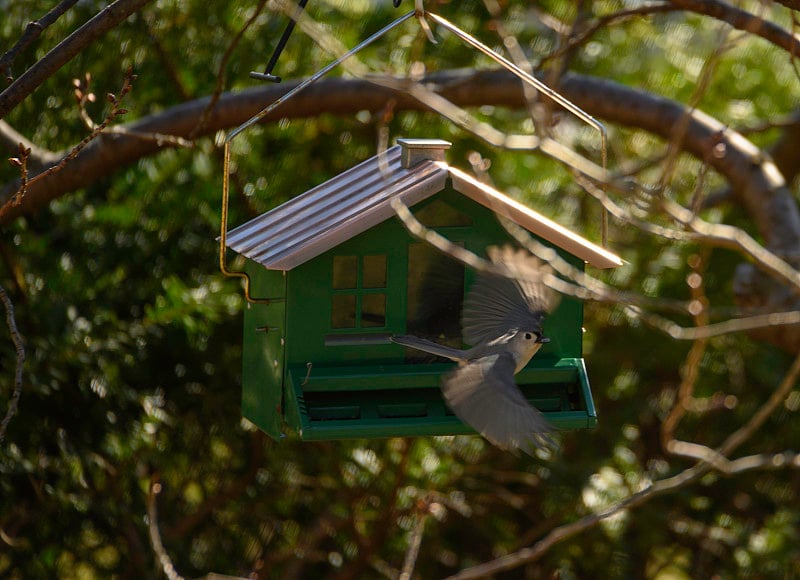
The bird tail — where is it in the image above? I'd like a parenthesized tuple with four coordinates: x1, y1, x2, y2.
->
(391, 335, 465, 362)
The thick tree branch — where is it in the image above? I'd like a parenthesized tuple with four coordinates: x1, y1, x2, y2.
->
(0, 0, 153, 120)
(0, 120, 60, 168)
(774, 0, 800, 11)
(1, 67, 797, 348)
(0, 68, 794, 243)
(669, 0, 800, 57)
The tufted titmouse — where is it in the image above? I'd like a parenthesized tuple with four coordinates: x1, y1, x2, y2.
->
(392, 245, 559, 455)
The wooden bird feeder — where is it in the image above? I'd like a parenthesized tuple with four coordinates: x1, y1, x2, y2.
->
(223, 139, 622, 441)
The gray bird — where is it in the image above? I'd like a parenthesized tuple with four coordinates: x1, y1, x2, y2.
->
(392, 245, 559, 454)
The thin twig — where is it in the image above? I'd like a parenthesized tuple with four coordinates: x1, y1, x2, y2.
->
(147, 477, 185, 580)
(0, 283, 25, 444)
(0, 67, 137, 221)
(661, 251, 710, 451)
(447, 352, 800, 579)
(189, 0, 269, 139)
(0, 0, 153, 119)
(399, 504, 430, 580)
(573, 174, 800, 295)
(0, 0, 80, 83)
(656, 23, 738, 196)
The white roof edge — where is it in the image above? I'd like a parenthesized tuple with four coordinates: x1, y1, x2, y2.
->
(447, 166, 623, 269)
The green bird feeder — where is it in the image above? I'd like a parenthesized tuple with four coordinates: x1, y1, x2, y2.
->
(222, 138, 622, 441)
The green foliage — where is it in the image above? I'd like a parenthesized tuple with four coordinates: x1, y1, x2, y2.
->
(1, 1, 799, 578)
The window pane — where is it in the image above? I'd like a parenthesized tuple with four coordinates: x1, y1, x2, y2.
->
(362, 254, 387, 288)
(406, 242, 463, 346)
(331, 294, 356, 328)
(332, 255, 358, 289)
(361, 293, 386, 328)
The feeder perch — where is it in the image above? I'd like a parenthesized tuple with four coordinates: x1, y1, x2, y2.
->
(224, 138, 622, 441)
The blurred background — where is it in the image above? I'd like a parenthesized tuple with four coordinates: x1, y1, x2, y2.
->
(1, 0, 799, 577)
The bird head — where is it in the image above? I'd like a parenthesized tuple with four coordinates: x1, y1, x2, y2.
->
(507, 328, 550, 372)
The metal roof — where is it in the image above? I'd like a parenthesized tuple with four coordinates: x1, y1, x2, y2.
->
(225, 145, 448, 271)
(225, 140, 623, 271)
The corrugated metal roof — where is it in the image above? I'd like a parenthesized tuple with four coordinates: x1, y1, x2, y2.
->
(225, 141, 623, 270)
(225, 145, 448, 271)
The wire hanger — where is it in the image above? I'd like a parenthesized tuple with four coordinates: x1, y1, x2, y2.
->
(221, 3, 610, 302)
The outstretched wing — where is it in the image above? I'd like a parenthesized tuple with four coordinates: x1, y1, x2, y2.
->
(462, 245, 559, 346)
(441, 352, 556, 454)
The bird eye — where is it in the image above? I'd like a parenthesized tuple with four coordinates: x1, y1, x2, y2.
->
(524, 332, 533, 340)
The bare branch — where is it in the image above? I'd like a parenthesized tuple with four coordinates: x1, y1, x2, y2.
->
(447, 352, 800, 579)
(0, 67, 791, 257)
(0, 0, 79, 82)
(662, 198, 800, 292)
(629, 307, 800, 339)
(773, 0, 800, 11)
(0, 283, 25, 444)
(0, 67, 137, 222)
(147, 477, 185, 580)
(541, 4, 677, 65)
(0, 0, 154, 120)
(399, 502, 431, 580)
(188, 0, 269, 139)
(719, 348, 800, 456)
(661, 252, 710, 450)
(0, 120, 60, 166)
(669, 0, 800, 58)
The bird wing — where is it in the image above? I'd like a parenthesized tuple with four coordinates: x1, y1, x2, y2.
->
(391, 335, 466, 362)
(462, 245, 558, 346)
(441, 351, 556, 454)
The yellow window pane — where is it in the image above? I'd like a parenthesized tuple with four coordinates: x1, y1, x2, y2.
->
(406, 242, 463, 345)
(361, 293, 386, 328)
(331, 294, 356, 328)
(332, 256, 358, 289)
(362, 254, 387, 288)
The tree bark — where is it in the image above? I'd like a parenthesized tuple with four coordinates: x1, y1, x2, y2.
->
(1, 68, 798, 349)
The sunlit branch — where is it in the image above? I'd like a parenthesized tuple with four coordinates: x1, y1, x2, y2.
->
(0, 0, 154, 119)
(669, 0, 800, 59)
(656, 22, 739, 196)
(189, 0, 270, 139)
(574, 174, 800, 294)
(392, 195, 691, 317)
(147, 478, 185, 580)
(661, 252, 710, 451)
(627, 306, 800, 339)
(447, 352, 800, 579)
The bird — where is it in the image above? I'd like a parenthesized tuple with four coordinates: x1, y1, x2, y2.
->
(392, 245, 559, 455)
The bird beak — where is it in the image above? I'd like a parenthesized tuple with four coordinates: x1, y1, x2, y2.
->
(538, 336, 550, 344)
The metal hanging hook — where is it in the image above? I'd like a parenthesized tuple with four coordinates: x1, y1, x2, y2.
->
(251, 0, 309, 83)
(252, 0, 406, 83)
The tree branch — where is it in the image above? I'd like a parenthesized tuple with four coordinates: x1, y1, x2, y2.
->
(0, 0, 80, 82)
(0, 0, 153, 120)
(147, 476, 185, 580)
(0, 282, 25, 445)
(447, 351, 800, 579)
(0, 68, 793, 242)
(0, 120, 60, 168)
(669, 0, 800, 57)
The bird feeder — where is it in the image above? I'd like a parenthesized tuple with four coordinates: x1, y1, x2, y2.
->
(223, 139, 622, 441)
